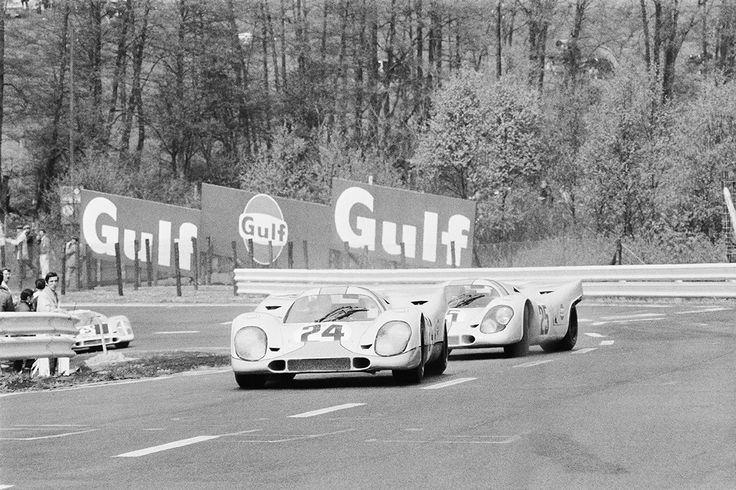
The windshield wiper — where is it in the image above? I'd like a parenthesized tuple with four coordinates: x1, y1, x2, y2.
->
(448, 293, 485, 308)
(316, 305, 368, 322)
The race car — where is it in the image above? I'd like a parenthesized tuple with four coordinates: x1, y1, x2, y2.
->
(69, 310, 135, 352)
(443, 278, 582, 357)
(231, 285, 449, 388)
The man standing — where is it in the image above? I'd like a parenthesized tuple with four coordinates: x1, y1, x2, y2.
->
(0, 268, 15, 311)
(38, 229, 51, 277)
(65, 236, 79, 290)
(35, 272, 60, 312)
(9, 225, 37, 280)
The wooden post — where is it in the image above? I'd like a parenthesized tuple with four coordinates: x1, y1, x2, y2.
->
(192, 237, 199, 291)
(302, 240, 309, 269)
(206, 236, 213, 285)
(400, 242, 406, 268)
(133, 239, 140, 291)
(363, 245, 369, 268)
(231, 240, 238, 296)
(145, 239, 153, 287)
(450, 241, 457, 268)
(248, 238, 255, 267)
(174, 241, 182, 297)
(96, 259, 101, 288)
(114, 242, 123, 296)
(287, 241, 294, 269)
(268, 241, 274, 268)
(343, 242, 351, 268)
(85, 244, 94, 289)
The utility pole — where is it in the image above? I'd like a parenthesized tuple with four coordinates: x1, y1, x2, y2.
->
(69, 2, 75, 170)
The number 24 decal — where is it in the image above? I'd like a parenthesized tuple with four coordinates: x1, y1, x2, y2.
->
(301, 324, 344, 342)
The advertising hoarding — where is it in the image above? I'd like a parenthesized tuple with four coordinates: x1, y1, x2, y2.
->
(331, 178, 476, 267)
(80, 190, 201, 271)
(200, 184, 332, 268)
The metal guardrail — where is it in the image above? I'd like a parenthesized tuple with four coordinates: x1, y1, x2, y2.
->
(233, 263, 736, 299)
(0, 313, 79, 361)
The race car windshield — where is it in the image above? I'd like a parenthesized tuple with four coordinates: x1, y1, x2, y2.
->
(316, 305, 368, 323)
(448, 292, 492, 308)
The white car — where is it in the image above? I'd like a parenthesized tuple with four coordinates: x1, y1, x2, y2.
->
(70, 310, 135, 352)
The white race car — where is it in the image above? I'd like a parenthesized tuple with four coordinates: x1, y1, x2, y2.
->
(70, 310, 135, 352)
(443, 278, 583, 357)
(231, 285, 449, 388)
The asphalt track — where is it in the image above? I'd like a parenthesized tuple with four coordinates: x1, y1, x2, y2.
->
(1, 301, 735, 489)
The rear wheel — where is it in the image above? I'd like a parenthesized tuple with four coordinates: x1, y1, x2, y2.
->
(235, 373, 267, 389)
(541, 306, 578, 352)
(504, 303, 530, 358)
(425, 327, 449, 376)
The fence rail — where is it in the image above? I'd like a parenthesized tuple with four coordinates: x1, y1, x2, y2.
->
(233, 263, 736, 299)
(0, 313, 79, 361)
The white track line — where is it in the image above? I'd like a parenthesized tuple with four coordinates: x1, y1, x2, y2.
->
(675, 307, 729, 315)
(0, 429, 98, 441)
(572, 348, 598, 355)
(421, 377, 476, 390)
(113, 435, 220, 458)
(154, 331, 200, 335)
(600, 340, 615, 346)
(513, 360, 554, 368)
(289, 403, 366, 418)
(584, 332, 606, 338)
(599, 313, 666, 320)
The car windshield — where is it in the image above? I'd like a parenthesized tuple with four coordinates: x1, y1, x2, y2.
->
(284, 293, 380, 323)
(445, 285, 500, 308)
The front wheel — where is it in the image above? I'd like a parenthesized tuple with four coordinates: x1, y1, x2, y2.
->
(504, 303, 530, 358)
(235, 373, 267, 389)
(425, 328, 448, 376)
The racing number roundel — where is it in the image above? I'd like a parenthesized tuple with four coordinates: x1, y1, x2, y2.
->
(238, 194, 289, 265)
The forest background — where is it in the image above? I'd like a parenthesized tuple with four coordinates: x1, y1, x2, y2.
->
(1, 0, 736, 268)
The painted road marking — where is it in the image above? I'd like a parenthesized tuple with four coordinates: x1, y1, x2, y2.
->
(232, 429, 354, 443)
(675, 307, 729, 315)
(514, 360, 554, 368)
(600, 313, 666, 320)
(0, 429, 98, 441)
(114, 435, 220, 458)
(289, 403, 366, 418)
(0, 484, 15, 489)
(572, 348, 598, 355)
(592, 317, 666, 326)
(584, 332, 606, 338)
(366, 435, 520, 445)
(421, 377, 476, 390)
(600, 340, 615, 346)
(154, 331, 200, 335)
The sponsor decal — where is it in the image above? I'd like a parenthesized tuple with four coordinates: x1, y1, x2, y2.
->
(238, 194, 289, 265)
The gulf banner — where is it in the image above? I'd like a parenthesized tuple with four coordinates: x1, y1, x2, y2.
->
(331, 179, 476, 268)
(80, 190, 201, 271)
(200, 184, 332, 268)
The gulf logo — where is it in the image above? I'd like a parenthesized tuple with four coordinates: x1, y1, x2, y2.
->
(238, 194, 289, 265)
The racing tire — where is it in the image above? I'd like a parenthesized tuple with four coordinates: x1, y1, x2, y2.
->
(425, 328, 449, 376)
(392, 331, 426, 385)
(234, 373, 267, 389)
(504, 302, 531, 358)
(541, 306, 578, 352)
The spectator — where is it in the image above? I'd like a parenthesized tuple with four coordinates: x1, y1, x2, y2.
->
(35, 272, 60, 312)
(8, 225, 37, 280)
(38, 229, 51, 278)
(65, 236, 79, 290)
(16, 289, 35, 312)
(31, 278, 45, 312)
(0, 268, 15, 312)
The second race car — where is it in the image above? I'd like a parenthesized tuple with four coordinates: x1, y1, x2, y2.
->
(443, 278, 582, 357)
(231, 285, 449, 388)
(70, 309, 135, 352)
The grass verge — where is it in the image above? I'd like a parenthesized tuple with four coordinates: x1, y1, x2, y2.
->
(0, 351, 230, 393)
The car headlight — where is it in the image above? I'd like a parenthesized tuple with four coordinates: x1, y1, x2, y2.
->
(234, 327, 268, 361)
(375, 321, 412, 357)
(479, 305, 514, 334)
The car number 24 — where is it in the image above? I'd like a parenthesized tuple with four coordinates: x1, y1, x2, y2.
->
(301, 324, 345, 342)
